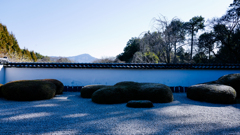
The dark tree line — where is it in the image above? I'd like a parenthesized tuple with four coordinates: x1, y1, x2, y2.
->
(117, 0, 240, 64)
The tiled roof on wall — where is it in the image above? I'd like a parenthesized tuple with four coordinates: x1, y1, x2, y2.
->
(4, 62, 240, 69)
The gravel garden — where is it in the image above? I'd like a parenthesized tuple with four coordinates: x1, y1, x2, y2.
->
(0, 74, 240, 134)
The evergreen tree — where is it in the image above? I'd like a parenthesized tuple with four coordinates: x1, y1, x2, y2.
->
(30, 51, 37, 62)
(184, 16, 205, 59)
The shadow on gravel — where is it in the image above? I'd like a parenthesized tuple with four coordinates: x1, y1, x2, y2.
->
(0, 92, 240, 134)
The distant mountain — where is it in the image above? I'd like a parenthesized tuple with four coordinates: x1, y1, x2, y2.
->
(67, 54, 97, 63)
(50, 54, 97, 63)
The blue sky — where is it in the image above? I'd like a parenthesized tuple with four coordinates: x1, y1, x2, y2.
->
(0, 0, 233, 58)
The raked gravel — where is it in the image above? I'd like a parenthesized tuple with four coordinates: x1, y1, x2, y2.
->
(0, 92, 240, 135)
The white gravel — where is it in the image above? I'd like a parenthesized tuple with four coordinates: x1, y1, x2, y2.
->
(0, 92, 240, 135)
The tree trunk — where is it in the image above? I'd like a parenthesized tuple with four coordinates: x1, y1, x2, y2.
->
(191, 28, 194, 60)
(208, 47, 210, 61)
(174, 42, 177, 63)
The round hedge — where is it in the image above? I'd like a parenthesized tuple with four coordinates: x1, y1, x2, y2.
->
(217, 73, 240, 97)
(126, 100, 153, 108)
(40, 79, 64, 95)
(138, 83, 173, 103)
(2, 80, 56, 101)
(187, 84, 236, 104)
(91, 86, 127, 104)
(92, 82, 173, 104)
(81, 85, 108, 98)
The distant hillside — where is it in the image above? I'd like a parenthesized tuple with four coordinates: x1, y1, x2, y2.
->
(50, 54, 97, 63)
(67, 54, 97, 63)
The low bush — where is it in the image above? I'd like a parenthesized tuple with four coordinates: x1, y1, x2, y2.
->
(2, 80, 56, 101)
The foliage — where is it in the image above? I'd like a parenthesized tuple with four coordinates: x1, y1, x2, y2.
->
(117, 1, 240, 64)
(117, 37, 140, 63)
(195, 0, 240, 63)
(0, 23, 46, 62)
(184, 16, 205, 59)
(198, 32, 215, 59)
(193, 52, 208, 63)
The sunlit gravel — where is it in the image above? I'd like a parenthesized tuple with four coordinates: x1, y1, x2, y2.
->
(0, 92, 240, 135)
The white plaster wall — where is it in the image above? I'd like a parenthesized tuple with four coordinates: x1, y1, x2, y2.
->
(4, 68, 240, 86)
(0, 65, 4, 84)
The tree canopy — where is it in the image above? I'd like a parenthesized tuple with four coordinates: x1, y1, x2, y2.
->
(117, 0, 240, 64)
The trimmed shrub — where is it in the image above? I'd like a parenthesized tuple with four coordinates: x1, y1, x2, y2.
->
(40, 79, 64, 95)
(114, 81, 142, 101)
(92, 82, 173, 104)
(217, 73, 240, 97)
(0, 84, 3, 97)
(187, 84, 236, 104)
(2, 80, 56, 101)
(126, 100, 153, 108)
(81, 85, 108, 98)
(138, 83, 173, 103)
(92, 86, 128, 104)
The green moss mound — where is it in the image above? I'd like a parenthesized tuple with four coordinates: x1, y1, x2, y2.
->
(40, 79, 64, 95)
(92, 82, 173, 104)
(2, 80, 56, 101)
(81, 85, 108, 98)
(0, 84, 3, 97)
(126, 100, 153, 108)
(187, 84, 236, 104)
(217, 73, 240, 97)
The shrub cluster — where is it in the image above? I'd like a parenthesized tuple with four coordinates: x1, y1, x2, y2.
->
(91, 81, 173, 104)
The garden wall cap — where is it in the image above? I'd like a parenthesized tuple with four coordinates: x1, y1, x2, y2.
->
(3, 62, 240, 69)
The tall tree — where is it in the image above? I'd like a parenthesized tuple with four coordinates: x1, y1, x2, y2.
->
(184, 16, 205, 59)
(152, 16, 186, 63)
(168, 19, 186, 62)
(198, 32, 215, 60)
(30, 51, 37, 62)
